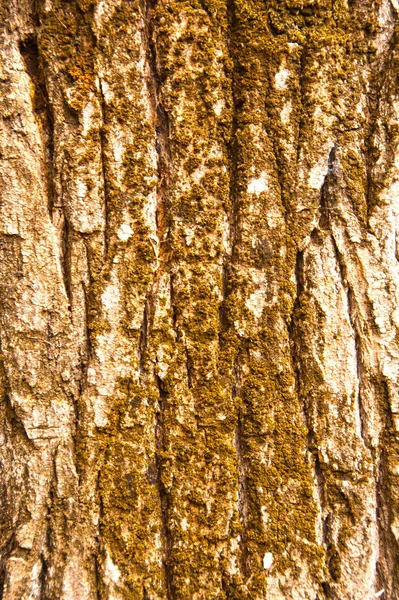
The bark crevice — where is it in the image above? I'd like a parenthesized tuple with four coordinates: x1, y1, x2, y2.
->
(98, 81, 110, 258)
(18, 33, 55, 217)
(154, 375, 172, 600)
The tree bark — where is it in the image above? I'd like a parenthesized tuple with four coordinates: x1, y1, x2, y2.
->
(1, 0, 399, 598)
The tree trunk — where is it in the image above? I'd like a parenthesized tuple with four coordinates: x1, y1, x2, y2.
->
(0, 1, 398, 598)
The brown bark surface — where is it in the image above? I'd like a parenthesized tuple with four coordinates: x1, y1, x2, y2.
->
(1, 1, 399, 598)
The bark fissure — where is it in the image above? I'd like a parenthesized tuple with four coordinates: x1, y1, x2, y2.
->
(39, 551, 48, 600)
(374, 381, 399, 597)
(142, 11, 174, 597)
(0, 534, 15, 600)
(18, 34, 55, 217)
(226, 5, 251, 582)
(138, 298, 149, 377)
(364, 25, 396, 218)
(289, 248, 330, 571)
(61, 215, 72, 305)
(81, 276, 93, 388)
(154, 375, 172, 600)
(98, 82, 110, 258)
(93, 535, 103, 600)
(19, 29, 72, 306)
(296, 44, 307, 164)
(234, 407, 249, 579)
(93, 466, 104, 600)
(330, 233, 369, 448)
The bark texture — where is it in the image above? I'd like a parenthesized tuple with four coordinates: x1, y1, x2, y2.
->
(1, 0, 399, 598)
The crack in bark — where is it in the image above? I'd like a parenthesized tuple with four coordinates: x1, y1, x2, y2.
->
(289, 249, 331, 556)
(143, 5, 174, 597)
(319, 145, 369, 448)
(94, 465, 104, 600)
(82, 250, 94, 385)
(296, 44, 307, 165)
(93, 538, 102, 600)
(18, 33, 55, 218)
(184, 347, 193, 390)
(140, 0, 172, 368)
(374, 381, 399, 598)
(234, 398, 249, 578)
(39, 552, 48, 600)
(364, 20, 397, 220)
(0, 329, 31, 446)
(60, 214, 72, 306)
(375, 445, 392, 597)
(154, 375, 173, 600)
(54, 158, 73, 307)
(226, 0, 239, 262)
(138, 297, 150, 378)
(98, 82, 110, 258)
(330, 233, 369, 449)
(225, 3, 253, 585)
(3, 393, 32, 448)
(18, 31, 73, 306)
(0, 533, 15, 600)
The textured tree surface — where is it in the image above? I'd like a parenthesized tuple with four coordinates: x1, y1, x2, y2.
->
(1, 0, 399, 598)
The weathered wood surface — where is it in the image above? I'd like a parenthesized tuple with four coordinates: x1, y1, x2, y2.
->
(1, 1, 399, 598)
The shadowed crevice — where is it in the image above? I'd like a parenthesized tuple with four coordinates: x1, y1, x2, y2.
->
(93, 463, 105, 600)
(19, 33, 73, 308)
(329, 233, 369, 449)
(98, 82, 110, 258)
(288, 247, 333, 596)
(155, 375, 173, 600)
(234, 405, 249, 579)
(0, 533, 16, 600)
(374, 381, 399, 599)
(143, 5, 173, 597)
(19, 34, 55, 217)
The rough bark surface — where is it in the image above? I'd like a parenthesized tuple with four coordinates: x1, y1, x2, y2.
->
(1, 0, 399, 598)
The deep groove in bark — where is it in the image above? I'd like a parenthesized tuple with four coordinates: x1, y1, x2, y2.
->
(330, 234, 369, 448)
(18, 32, 73, 306)
(61, 215, 72, 305)
(364, 20, 396, 219)
(94, 466, 104, 600)
(374, 380, 399, 598)
(155, 375, 173, 600)
(375, 445, 391, 597)
(93, 539, 102, 600)
(226, 3, 251, 582)
(0, 533, 15, 600)
(18, 34, 55, 218)
(98, 83, 110, 258)
(320, 145, 370, 449)
(169, 275, 179, 343)
(234, 401, 249, 578)
(184, 347, 193, 389)
(226, 0, 240, 260)
(296, 44, 307, 164)
(346, 285, 367, 444)
(82, 240, 94, 378)
(138, 297, 150, 377)
(289, 248, 334, 596)
(39, 553, 48, 600)
(142, 7, 174, 596)
(3, 393, 32, 448)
